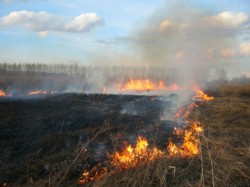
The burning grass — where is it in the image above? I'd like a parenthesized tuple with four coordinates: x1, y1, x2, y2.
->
(78, 87, 210, 185)
(79, 84, 250, 187)
(0, 83, 249, 186)
(117, 79, 180, 93)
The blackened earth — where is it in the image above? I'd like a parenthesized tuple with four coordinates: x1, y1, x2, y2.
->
(0, 93, 180, 184)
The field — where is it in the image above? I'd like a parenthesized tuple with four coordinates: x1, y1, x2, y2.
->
(0, 83, 250, 186)
(2, 0, 250, 186)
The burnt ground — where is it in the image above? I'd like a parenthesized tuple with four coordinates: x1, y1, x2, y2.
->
(0, 93, 180, 185)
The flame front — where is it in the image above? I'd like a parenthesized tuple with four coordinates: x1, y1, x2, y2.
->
(0, 89, 57, 97)
(168, 86, 213, 157)
(168, 121, 203, 157)
(77, 86, 214, 184)
(117, 79, 180, 92)
(110, 135, 164, 171)
(79, 135, 164, 184)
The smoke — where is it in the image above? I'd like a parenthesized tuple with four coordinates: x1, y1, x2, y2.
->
(1, 1, 249, 100)
(94, 0, 246, 110)
(92, 0, 249, 87)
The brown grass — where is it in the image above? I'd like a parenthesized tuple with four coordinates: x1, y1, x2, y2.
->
(212, 83, 250, 97)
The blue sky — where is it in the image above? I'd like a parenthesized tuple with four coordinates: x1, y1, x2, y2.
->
(0, 0, 163, 62)
(0, 0, 250, 77)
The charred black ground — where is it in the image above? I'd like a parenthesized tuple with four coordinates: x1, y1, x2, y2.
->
(0, 93, 179, 185)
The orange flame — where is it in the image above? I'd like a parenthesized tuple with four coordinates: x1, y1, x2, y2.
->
(193, 86, 214, 102)
(28, 90, 48, 95)
(110, 135, 164, 171)
(117, 79, 180, 92)
(79, 168, 108, 184)
(0, 90, 7, 97)
(174, 103, 199, 119)
(168, 121, 203, 157)
(79, 135, 165, 184)
(0, 90, 12, 97)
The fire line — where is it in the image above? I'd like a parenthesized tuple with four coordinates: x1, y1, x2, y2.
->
(79, 86, 214, 184)
(117, 79, 181, 92)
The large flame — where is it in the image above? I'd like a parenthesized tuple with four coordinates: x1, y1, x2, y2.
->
(109, 135, 164, 171)
(117, 79, 180, 92)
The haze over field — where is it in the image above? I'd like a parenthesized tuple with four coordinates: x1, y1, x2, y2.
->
(0, 0, 250, 79)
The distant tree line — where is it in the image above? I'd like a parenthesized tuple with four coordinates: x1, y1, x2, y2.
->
(0, 63, 180, 92)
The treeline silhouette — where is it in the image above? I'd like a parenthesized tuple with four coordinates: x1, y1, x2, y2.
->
(0, 63, 179, 93)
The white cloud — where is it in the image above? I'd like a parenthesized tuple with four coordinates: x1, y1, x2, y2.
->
(207, 11, 249, 28)
(220, 48, 236, 57)
(65, 13, 103, 32)
(240, 42, 250, 55)
(0, 11, 104, 36)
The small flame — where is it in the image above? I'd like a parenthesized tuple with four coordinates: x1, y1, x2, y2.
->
(0, 90, 7, 97)
(0, 90, 12, 97)
(79, 168, 108, 184)
(28, 90, 58, 95)
(28, 90, 48, 95)
(193, 86, 214, 102)
(174, 103, 198, 119)
(102, 87, 107, 93)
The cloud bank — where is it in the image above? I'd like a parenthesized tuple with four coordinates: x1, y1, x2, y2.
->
(0, 11, 104, 36)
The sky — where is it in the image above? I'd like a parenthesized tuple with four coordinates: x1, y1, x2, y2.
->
(0, 0, 250, 78)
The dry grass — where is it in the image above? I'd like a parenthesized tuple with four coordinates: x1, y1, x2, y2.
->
(91, 158, 201, 187)
(197, 84, 250, 186)
(212, 83, 250, 97)
(87, 83, 250, 187)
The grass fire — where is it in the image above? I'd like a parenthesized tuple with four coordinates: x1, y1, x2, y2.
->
(0, 64, 249, 187)
(1, 0, 250, 186)
(78, 86, 211, 184)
